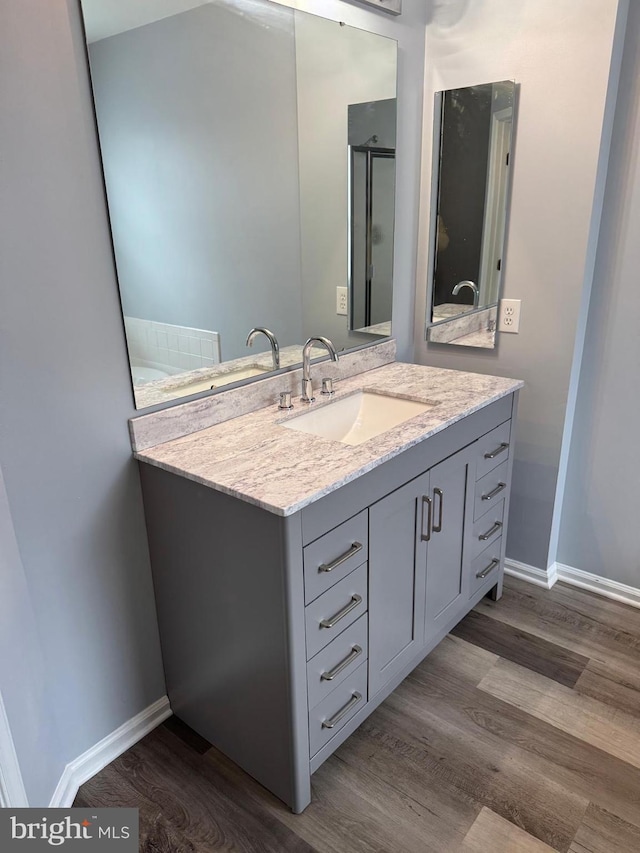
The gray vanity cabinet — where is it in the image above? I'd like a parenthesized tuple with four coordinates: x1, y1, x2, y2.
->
(138, 391, 518, 816)
(368, 444, 473, 696)
(368, 472, 428, 696)
(424, 445, 475, 639)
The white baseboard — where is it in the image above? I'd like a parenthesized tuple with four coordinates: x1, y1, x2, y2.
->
(504, 558, 558, 589)
(553, 563, 640, 610)
(50, 696, 172, 808)
(505, 558, 640, 610)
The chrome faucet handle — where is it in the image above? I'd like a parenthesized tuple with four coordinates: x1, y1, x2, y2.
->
(321, 378, 334, 396)
(278, 391, 293, 410)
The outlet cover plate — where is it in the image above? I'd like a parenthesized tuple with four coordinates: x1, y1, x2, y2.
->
(336, 286, 348, 316)
(498, 298, 521, 333)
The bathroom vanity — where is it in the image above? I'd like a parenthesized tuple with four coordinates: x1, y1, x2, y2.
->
(134, 360, 522, 813)
(81, 0, 523, 813)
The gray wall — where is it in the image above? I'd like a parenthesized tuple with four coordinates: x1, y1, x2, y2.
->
(0, 0, 426, 805)
(557, 1, 640, 586)
(88, 3, 304, 363)
(0, 0, 165, 805)
(414, 0, 627, 572)
(0, 467, 62, 806)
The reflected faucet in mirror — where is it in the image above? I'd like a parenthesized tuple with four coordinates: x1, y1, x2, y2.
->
(452, 280, 479, 308)
(301, 337, 339, 404)
(246, 327, 280, 371)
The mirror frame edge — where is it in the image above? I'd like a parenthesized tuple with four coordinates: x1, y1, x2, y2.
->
(424, 89, 444, 342)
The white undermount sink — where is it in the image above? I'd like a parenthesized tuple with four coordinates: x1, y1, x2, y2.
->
(281, 390, 437, 446)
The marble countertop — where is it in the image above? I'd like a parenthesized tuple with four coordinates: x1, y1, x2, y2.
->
(135, 362, 523, 516)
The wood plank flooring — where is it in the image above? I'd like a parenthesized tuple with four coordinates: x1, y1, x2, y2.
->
(75, 578, 640, 852)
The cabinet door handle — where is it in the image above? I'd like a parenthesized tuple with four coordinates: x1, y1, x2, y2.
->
(484, 442, 509, 460)
(320, 645, 362, 681)
(420, 495, 432, 542)
(318, 542, 363, 573)
(481, 482, 506, 502)
(432, 488, 444, 533)
(479, 521, 502, 541)
(321, 691, 362, 729)
(320, 594, 362, 629)
(476, 558, 500, 579)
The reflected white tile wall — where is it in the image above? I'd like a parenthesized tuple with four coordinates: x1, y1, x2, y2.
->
(124, 316, 221, 373)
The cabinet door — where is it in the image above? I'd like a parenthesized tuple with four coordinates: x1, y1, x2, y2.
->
(368, 472, 429, 697)
(425, 445, 474, 641)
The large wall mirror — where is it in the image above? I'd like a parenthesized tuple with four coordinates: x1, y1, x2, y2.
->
(426, 80, 516, 349)
(79, 0, 397, 408)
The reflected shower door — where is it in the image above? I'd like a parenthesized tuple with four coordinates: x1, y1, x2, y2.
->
(350, 146, 395, 330)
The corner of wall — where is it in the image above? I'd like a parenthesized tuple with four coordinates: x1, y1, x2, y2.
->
(50, 698, 171, 808)
(547, 0, 631, 569)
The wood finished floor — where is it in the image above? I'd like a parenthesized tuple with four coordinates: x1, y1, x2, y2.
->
(75, 578, 640, 852)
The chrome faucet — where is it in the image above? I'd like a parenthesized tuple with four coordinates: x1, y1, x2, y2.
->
(245, 327, 280, 371)
(301, 336, 339, 403)
(452, 280, 480, 308)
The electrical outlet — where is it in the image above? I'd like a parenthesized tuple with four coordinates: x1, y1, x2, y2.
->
(498, 298, 521, 333)
(336, 286, 348, 316)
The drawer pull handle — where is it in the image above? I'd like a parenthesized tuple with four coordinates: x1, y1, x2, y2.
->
(320, 595, 362, 629)
(481, 482, 506, 502)
(476, 558, 500, 580)
(318, 542, 363, 573)
(479, 521, 503, 541)
(484, 442, 509, 460)
(321, 691, 363, 729)
(433, 488, 444, 533)
(420, 495, 432, 542)
(321, 645, 363, 681)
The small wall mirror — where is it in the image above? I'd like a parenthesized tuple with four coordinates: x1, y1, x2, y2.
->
(79, 0, 397, 408)
(426, 80, 516, 348)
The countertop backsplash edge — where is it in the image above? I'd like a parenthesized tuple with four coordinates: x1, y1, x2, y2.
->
(129, 339, 397, 451)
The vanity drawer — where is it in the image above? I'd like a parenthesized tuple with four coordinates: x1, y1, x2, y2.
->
(309, 660, 368, 757)
(474, 460, 509, 521)
(307, 614, 368, 710)
(305, 563, 368, 660)
(475, 420, 512, 480)
(303, 510, 368, 604)
(469, 538, 503, 598)
(471, 500, 505, 560)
